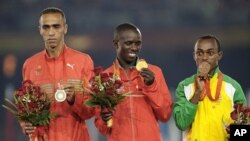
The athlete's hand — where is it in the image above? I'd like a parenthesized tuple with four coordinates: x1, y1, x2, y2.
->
(100, 107, 113, 122)
(140, 68, 155, 86)
(20, 121, 36, 137)
(64, 84, 75, 105)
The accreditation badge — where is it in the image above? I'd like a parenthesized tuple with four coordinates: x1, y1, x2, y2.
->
(55, 89, 67, 102)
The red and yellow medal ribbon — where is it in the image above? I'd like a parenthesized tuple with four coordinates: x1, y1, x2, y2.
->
(198, 72, 223, 101)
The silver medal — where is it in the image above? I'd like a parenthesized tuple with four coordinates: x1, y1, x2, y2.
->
(55, 89, 67, 102)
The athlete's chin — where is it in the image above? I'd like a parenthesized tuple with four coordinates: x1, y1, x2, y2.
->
(48, 44, 57, 49)
(129, 55, 138, 60)
(126, 56, 137, 63)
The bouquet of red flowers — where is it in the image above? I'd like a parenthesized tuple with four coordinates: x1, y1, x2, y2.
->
(230, 103, 250, 125)
(84, 66, 130, 127)
(226, 103, 250, 134)
(2, 80, 56, 141)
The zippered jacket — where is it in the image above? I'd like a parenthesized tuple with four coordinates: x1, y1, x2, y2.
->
(174, 67, 247, 141)
(22, 45, 94, 141)
(95, 59, 173, 141)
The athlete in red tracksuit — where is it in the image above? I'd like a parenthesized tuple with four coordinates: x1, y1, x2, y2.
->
(95, 23, 173, 141)
(21, 7, 94, 141)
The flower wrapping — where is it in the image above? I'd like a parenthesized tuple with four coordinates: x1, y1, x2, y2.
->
(2, 80, 56, 141)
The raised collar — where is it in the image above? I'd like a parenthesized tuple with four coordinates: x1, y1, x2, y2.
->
(114, 57, 140, 70)
(43, 45, 68, 61)
(208, 66, 220, 78)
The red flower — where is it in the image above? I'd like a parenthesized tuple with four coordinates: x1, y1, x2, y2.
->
(230, 110, 238, 120)
(29, 102, 37, 112)
(33, 86, 43, 98)
(17, 104, 25, 112)
(3, 80, 56, 126)
(91, 85, 100, 93)
(15, 88, 25, 97)
(93, 66, 103, 75)
(85, 66, 130, 110)
(108, 72, 114, 77)
(100, 73, 110, 82)
(105, 88, 114, 96)
(230, 103, 250, 125)
(22, 80, 33, 88)
(114, 80, 123, 89)
(234, 103, 244, 112)
(89, 77, 95, 84)
(244, 107, 250, 117)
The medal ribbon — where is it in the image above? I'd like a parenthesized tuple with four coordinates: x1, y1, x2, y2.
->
(199, 72, 223, 101)
(113, 60, 144, 91)
(205, 72, 223, 101)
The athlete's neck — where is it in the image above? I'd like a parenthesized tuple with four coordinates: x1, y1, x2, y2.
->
(47, 44, 64, 58)
(117, 58, 136, 70)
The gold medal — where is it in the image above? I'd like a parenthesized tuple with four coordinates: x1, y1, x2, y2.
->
(136, 59, 148, 71)
(55, 89, 67, 102)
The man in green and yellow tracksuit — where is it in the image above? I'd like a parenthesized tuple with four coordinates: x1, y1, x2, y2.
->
(174, 35, 247, 141)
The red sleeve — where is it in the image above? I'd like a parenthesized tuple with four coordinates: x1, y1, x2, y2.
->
(70, 55, 95, 119)
(71, 93, 95, 119)
(143, 67, 173, 122)
(94, 107, 111, 135)
(22, 60, 29, 80)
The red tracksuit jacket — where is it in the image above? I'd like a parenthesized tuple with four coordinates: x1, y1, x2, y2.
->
(22, 45, 94, 141)
(95, 60, 173, 141)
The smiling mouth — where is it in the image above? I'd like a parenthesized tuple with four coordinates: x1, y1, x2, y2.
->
(128, 53, 137, 57)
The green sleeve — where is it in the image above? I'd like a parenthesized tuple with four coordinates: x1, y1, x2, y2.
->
(233, 80, 247, 105)
(173, 80, 198, 131)
(223, 74, 247, 105)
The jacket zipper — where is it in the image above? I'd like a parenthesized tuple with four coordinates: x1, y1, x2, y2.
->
(124, 69, 135, 141)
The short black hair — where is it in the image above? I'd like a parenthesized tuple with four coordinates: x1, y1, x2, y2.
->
(40, 7, 66, 23)
(196, 35, 221, 52)
(113, 23, 141, 41)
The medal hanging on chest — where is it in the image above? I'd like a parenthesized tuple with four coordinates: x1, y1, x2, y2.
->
(198, 72, 223, 101)
(205, 72, 223, 101)
(44, 49, 68, 102)
(55, 82, 67, 102)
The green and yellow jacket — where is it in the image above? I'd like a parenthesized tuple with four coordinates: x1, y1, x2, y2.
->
(174, 67, 247, 141)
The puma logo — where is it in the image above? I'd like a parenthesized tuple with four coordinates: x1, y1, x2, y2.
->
(66, 63, 75, 69)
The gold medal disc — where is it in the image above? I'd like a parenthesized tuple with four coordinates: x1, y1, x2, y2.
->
(136, 60, 148, 71)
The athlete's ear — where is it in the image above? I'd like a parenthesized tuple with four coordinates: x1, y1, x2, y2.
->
(218, 51, 223, 61)
(113, 40, 119, 49)
(38, 26, 42, 36)
(64, 24, 68, 34)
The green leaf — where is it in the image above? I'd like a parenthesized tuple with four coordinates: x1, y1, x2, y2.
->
(85, 100, 100, 107)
